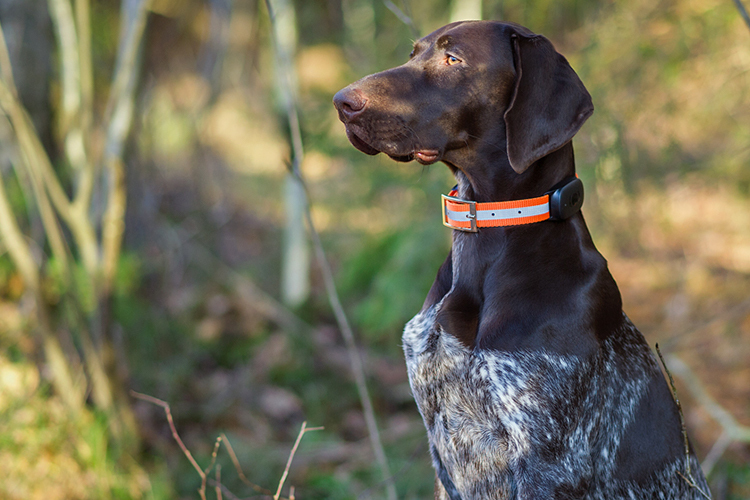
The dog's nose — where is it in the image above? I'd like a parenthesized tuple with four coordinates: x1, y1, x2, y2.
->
(333, 87, 367, 122)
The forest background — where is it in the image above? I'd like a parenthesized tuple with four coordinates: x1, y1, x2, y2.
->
(0, 0, 749, 498)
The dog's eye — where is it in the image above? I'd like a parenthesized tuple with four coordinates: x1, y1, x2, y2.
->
(446, 54, 462, 66)
(409, 49, 416, 58)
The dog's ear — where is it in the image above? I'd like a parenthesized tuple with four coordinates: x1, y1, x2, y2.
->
(503, 31, 593, 174)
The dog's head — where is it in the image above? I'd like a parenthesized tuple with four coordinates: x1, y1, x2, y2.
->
(333, 21, 592, 175)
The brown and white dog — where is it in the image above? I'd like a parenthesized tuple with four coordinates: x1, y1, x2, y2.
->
(334, 20, 710, 500)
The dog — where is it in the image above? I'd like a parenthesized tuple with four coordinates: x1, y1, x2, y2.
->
(333, 20, 710, 499)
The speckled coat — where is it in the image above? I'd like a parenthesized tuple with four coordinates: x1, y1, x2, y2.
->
(403, 306, 709, 499)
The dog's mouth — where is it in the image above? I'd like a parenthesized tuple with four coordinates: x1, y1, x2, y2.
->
(345, 128, 440, 165)
(414, 150, 439, 164)
(346, 129, 380, 156)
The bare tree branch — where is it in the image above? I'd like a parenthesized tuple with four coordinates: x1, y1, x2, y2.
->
(101, 0, 150, 295)
(132, 392, 316, 500)
(302, 196, 399, 500)
(274, 421, 324, 500)
(665, 355, 750, 442)
(664, 354, 750, 477)
(131, 391, 211, 500)
(47, 0, 91, 204)
(733, 0, 750, 33)
(103, 0, 150, 156)
(0, 76, 71, 271)
(656, 347, 712, 498)
(656, 345, 692, 477)
(701, 430, 732, 478)
(263, 1, 398, 497)
(0, 25, 71, 268)
(75, 0, 93, 142)
(383, 1, 419, 39)
(221, 432, 275, 496)
(47, 0, 82, 135)
(0, 67, 98, 278)
(0, 20, 17, 95)
(0, 1, 147, 425)
(0, 145, 39, 290)
(73, 0, 95, 210)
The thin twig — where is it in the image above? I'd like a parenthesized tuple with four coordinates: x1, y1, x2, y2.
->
(701, 430, 732, 477)
(0, 74, 99, 280)
(0, 79, 72, 272)
(47, 0, 92, 227)
(130, 391, 209, 499)
(662, 297, 750, 350)
(733, 0, 750, 33)
(206, 481, 242, 500)
(676, 471, 712, 500)
(664, 353, 750, 467)
(75, 0, 94, 152)
(0, 21, 17, 95)
(215, 464, 223, 500)
(273, 421, 324, 500)
(0, 119, 41, 290)
(665, 354, 750, 442)
(656, 347, 717, 499)
(302, 197, 398, 500)
(17, 140, 72, 274)
(189, 241, 311, 335)
(656, 344, 691, 477)
(202, 436, 223, 498)
(383, 0, 420, 39)
(220, 432, 274, 495)
(261, 2, 398, 497)
(103, 0, 150, 135)
(133, 391, 315, 500)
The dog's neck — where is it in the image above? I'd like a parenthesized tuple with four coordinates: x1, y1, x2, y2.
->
(451, 140, 576, 203)
(433, 142, 623, 353)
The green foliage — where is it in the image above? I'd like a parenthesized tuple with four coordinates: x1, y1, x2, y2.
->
(114, 251, 143, 297)
(0, 366, 169, 499)
(300, 468, 360, 499)
(339, 224, 448, 346)
(43, 257, 96, 313)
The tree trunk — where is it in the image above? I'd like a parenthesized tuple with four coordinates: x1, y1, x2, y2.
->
(269, 0, 311, 308)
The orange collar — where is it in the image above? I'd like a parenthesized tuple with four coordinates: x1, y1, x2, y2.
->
(441, 177, 583, 232)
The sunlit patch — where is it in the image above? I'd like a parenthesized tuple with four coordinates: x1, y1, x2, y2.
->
(297, 44, 347, 94)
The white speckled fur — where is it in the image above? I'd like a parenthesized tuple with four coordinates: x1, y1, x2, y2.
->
(403, 307, 709, 499)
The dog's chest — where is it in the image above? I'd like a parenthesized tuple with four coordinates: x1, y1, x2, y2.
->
(401, 305, 712, 499)
(402, 304, 600, 496)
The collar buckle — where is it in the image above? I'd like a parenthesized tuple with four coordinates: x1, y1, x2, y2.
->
(441, 194, 478, 232)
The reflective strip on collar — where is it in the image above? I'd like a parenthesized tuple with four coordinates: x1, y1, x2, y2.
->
(442, 193, 551, 231)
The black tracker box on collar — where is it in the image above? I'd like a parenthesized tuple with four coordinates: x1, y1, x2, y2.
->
(547, 176, 584, 221)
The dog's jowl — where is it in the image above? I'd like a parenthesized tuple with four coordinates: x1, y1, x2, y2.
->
(334, 21, 710, 500)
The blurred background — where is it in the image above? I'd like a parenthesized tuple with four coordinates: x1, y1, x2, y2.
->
(0, 0, 748, 498)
